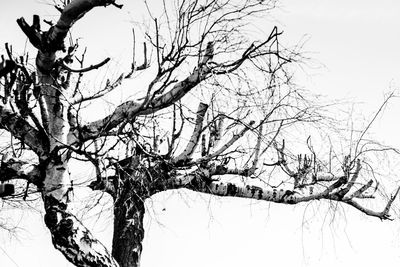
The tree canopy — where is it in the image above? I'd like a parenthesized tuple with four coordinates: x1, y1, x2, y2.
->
(0, 0, 399, 266)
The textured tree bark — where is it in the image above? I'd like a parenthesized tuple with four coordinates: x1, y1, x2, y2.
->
(34, 36, 119, 265)
(109, 156, 171, 267)
(112, 183, 145, 267)
(44, 195, 118, 267)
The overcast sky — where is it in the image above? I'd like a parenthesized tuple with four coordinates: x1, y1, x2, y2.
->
(1, 0, 400, 266)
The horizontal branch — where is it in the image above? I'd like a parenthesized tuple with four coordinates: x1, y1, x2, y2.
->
(164, 166, 397, 220)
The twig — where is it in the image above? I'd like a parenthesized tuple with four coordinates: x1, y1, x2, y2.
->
(60, 57, 110, 73)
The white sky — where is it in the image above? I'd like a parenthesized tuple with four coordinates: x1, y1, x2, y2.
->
(1, 0, 400, 266)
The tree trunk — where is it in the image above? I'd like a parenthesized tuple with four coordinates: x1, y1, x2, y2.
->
(112, 194, 145, 267)
(37, 58, 118, 266)
(44, 194, 118, 267)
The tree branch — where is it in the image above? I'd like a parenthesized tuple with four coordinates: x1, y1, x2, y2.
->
(174, 102, 208, 162)
(17, 0, 117, 72)
(47, 0, 118, 51)
(166, 166, 398, 220)
(248, 124, 263, 176)
(197, 120, 255, 162)
(80, 65, 212, 141)
(0, 106, 48, 157)
(60, 57, 110, 73)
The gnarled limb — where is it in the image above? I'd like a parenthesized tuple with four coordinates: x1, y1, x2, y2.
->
(44, 195, 119, 267)
(0, 156, 119, 265)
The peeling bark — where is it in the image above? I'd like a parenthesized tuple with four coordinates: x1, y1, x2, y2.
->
(105, 157, 176, 266)
(44, 195, 119, 267)
(29, 1, 120, 262)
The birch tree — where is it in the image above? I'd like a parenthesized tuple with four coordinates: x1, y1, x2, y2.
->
(0, 0, 398, 266)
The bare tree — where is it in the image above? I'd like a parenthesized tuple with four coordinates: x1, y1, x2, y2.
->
(0, 0, 398, 266)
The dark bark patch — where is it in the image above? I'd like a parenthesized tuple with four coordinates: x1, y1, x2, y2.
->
(257, 189, 263, 199)
(281, 190, 296, 204)
(226, 183, 237, 196)
(272, 189, 277, 199)
(44, 195, 67, 230)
